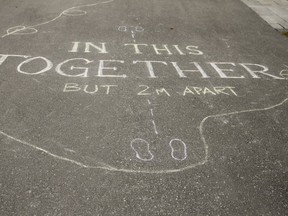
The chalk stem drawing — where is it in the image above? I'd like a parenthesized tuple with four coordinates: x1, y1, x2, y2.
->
(1, 0, 114, 38)
(1, 98, 287, 174)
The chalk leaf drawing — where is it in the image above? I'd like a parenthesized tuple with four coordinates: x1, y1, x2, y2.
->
(1, 0, 114, 38)
(1, 98, 287, 174)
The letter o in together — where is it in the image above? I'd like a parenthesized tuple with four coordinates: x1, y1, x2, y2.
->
(17, 56, 53, 75)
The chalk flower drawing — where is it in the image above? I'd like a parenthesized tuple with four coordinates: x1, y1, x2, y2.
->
(1, 98, 287, 174)
(1, 0, 114, 38)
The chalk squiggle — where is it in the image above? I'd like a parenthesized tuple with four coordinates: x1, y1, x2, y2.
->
(1, 98, 287, 174)
(1, 0, 114, 38)
(280, 65, 288, 79)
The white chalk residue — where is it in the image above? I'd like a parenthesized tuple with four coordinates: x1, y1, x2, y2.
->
(1, 0, 114, 38)
(1, 98, 287, 174)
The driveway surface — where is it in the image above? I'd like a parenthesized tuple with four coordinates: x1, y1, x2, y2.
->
(0, 0, 288, 215)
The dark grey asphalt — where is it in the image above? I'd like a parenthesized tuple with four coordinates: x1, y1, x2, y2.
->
(0, 0, 288, 215)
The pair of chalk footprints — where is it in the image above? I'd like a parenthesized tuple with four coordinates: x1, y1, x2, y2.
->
(130, 138, 188, 161)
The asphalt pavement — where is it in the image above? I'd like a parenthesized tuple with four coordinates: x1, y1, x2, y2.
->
(0, 0, 288, 215)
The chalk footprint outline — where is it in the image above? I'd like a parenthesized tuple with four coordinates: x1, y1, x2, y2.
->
(130, 138, 188, 162)
(169, 139, 187, 161)
(130, 138, 154, 161)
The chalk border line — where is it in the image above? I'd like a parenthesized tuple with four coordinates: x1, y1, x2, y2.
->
(1, 97, 287, 174)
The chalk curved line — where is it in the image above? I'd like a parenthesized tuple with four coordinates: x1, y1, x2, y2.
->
(199, 97, 288, 163)
(1, 98, 287, 174)
(169, 139, 187, 161)
(130, 138, 154, 161)
(1, 0, 114, 38)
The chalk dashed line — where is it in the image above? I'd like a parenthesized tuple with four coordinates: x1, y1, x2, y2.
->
(150, 109, 154, 117)
(151, 120, 159, 135)
(147, 99, 159, 135)
(1, 0, 114, 38)
(131, 30, 135, 39)
(32, 78, 40, 83)
(48, 87, 56, 92)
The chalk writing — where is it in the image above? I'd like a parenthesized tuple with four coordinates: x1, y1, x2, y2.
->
(137, 85, 171, 97)
(63, 83, 239, 97)
(137, 85, 238, 97)
(63, 83, 118, 95)
(0, 53, 285, 79)
(68, 42, 108, 53)
(182, 86, 238, 96)
(124, 43, 203, 55)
